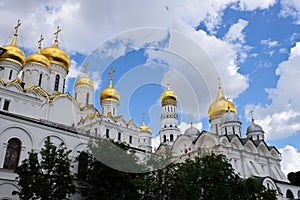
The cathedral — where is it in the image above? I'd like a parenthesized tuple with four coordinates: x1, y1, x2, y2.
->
(0, 20, 299, 199)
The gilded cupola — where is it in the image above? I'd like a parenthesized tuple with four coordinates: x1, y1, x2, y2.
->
(140, 113, 151, 133)
(208, 80, 237, 121)
(40, 26, 70, 71)
(75, 62, 94, 88)
(100, 69, 120, 103)
(161, 82, 177, 106)
(25, 35, 50, 68)
(0, 19, 26, 66)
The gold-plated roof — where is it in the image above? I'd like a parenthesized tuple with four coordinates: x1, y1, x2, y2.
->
(40, 26, 70, 71)
(160, 82, 177, 106)
(75, 62, 94, 87)
(0, 19, 26, 66)
(208, 84, 237, 120)
(100, 69, 120, 103)
(139, 113, 151, 133)
(25, 35, 50, 68)
(140, 121, 151, 133)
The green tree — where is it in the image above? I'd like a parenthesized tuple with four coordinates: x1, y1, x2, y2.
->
(288, 171, 300, 186)
(142, 153, 277, 200)
(14, 137, 75, 199)
(77, 138, 146, 200)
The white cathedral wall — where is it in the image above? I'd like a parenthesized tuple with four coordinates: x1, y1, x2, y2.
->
(0, 60, 21, 84)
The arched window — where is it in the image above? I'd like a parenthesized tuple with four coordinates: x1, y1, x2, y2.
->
(62, 79, 66, 93)
(86, 93, 89, 105)
(170, 134, 174, 142)
(3, 138, 22, 170)
(9, 70, 13, 80)
(163, 135, 166, 143)
(77, 152, 88, 181)
(54, 74, 60, 91)
(286, 189, 294, 199)
(38, 74, 42, 86)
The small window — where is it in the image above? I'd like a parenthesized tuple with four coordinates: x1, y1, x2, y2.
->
(233, 126, 235, 134)
(8, 70, 13, 80)
(86, 93, 89, 105)
(170, 125, 172, 127)
(118, 132, 121, 141)
(3, 138, 22, 170)
(113, 108, 115, 115)
(54, 74, 60, 91)
(94, 128, 97, 135)
(164, 125, 166, 128)
(170, 134, 174, 142)
(129, 136, 132, 144)
(38, 74, 42, 86)
(75, 92, 77, 100)
(225, 127, 227, 135)
(163, 135, 166, 143)
(86, 130, 90, 135)
(106, 129, 109, 138)
(3, 100, 10, 111)
(62, 79, 65, 93)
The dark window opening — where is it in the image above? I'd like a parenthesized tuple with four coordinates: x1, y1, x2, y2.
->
(75, 92, 77, 100)
(163, 135, 166, 143)
(129, 136, 132, 144)
(106, 129, 109, 138)
(118, 132, 121, 141)
(3, 138, 22, 170)
(62, 79, 65, 93)
(54, 74, 60, 91)
(38, 74, 42, 86)
(9, 70, 13, 80)
(233, 126, 235, 134)
(3, 100, 10, 111)
(170, 134, 174, 142)
(86, 93, 89, 105)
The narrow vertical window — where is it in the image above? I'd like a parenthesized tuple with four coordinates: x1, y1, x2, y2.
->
(8, 70, 13, 80)
(233, 126, 235, 134)
(86, 93, 89, 105)
(106, 129, 109, 138)
(54, 74, 60, 91)
(225, 127, 227, 135)
(118, 132, 121, 141)
(170, 134, 174, 142)
(3, 138, 22, 170)
(113, 108, 115, 115)
(75, 92, 77, 100)
(163, 135, 166, 143)
(3, 100, 10, 111)
(38, 74, 42, 86)
(62, 79, 65, 93)
(129, 136, 132, 144)
(94, 128, 98, 136)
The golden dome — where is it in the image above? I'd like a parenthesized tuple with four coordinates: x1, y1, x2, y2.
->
(161, 82, 177, 106)
(140, 121, 151, 133)
(0, 20, 25, 66)
(25, 35, 50, 68)
(75, 72, 94, 88)
(40, 27, 70, 71)
(100, 72, 120, 103)
(208, 85, 237, 120)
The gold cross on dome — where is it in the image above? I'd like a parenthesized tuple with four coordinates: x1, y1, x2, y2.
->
(189, 114, 193, 127)
(38, 35, 44, 49)
(249, 110, 255, 124)
(54, 26, 61, 41)
(14, 19, 21, 35)
(142, 112, 145, 122)
(217, 77, 222, 88)
(83, 61, 89, 73)
(109, 68, 115, 79)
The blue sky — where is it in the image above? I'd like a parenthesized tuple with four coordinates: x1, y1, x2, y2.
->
(1, 0, 300, 174)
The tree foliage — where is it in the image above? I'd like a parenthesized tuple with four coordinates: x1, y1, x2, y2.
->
(287, 171, 300, 186)
(14, 137, 75, 200)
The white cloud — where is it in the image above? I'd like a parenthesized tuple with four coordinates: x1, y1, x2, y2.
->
(279, 145, 300, 175)
(224, 19, 248, 43)
(280, 0, 300, 24)
(235, 0, 276, 11)
(246, 42, 300, 140)
(261, 38, 279, 48)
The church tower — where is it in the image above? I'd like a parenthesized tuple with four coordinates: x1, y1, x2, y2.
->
(23, 35, 51, 91)
(159, 82, 180, 145)
(74, 62, 94, 108)
(40, 26, 70, 94)
(0, 20, 25, 83)
(246, 112, 265, 140)
(208, 80, 237, 135)
(100, 69, 120, 116)
(139, 113, 152, 152)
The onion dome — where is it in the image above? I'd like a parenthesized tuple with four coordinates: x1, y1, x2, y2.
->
(40, 26, 70, 71)
(184, 126, 200, 136)
(140, 121, 151, 133)
(161, 82, 177, 106)
(75, 63, 94, 88)
(100, 69, 120, 103)
(247, 117, 264, 134)
(25, 35, 50, 68)
(208, 84, 236, 120)
(0, 20, 26, 66)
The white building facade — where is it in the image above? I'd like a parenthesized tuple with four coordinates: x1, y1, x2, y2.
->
(0, 21, 299, 199)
